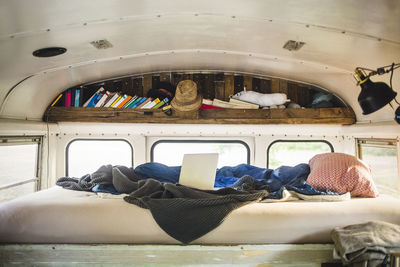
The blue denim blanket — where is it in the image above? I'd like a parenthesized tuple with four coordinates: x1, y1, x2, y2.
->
(92, 162, 338, 199)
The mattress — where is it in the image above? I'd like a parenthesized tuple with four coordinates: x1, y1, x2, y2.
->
(0, 186, 400, 244)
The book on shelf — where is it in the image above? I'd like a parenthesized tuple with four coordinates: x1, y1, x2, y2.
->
(143, 98, 160, 109)
(122, 95, 137, 108)
(50, 93, 63, 107)
(65, 89, 72, 107)
(135, 97, 151, 108)
(103, 92, 120, 107)
(94, 91, 110, 107)
(212, 98, 259, 109)
(126, 96, 142, 108)
(83, 87, 105, 107)
(200, 99, 222, 109)
(152, 97, 169, 109)
(74, 88, 82, 107)
(86, 92, 101, 107)
(131, 97, 147, 108)
(111, 94, 126, 108)
(116, 95, 132, 108)
(109, 94, 122, 107)
(229, 98, 259, 109)
(140, 98, 157, 109)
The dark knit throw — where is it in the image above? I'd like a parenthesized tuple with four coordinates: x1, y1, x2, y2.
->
(56, 166, 268, 244)
(124, 177, 268, 244)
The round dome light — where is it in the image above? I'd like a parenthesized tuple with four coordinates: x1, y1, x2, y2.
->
(33, 47, 67, 57)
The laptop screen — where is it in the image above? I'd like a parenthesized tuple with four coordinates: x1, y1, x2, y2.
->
(178, 153, 219, 190)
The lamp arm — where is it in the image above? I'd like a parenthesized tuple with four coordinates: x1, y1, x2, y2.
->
(354, 62, 400, 85)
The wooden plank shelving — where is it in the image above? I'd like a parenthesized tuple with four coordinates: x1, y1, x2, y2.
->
(43, 107, 356, 125)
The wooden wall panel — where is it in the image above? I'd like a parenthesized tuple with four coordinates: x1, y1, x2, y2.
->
(234, 75, 244, 94)
(202, 74, 215, 100)
(224, 75, 234, 99)
(271, 79, 280, 93)
(243, 76, 253, 91)
(142, 76, 152, 96)
(62, 71, 348, 109)
(252, 78, 261, 92)
(131, 77, 143, 97)
(259, 79, 271, 94)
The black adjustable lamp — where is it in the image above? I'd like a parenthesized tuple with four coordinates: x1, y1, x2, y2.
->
(354, 62, 400, 123)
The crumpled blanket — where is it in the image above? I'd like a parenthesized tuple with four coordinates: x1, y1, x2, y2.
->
(56, 163, 348, 243)
(123, 176, 268, 244)
(331, 221, 400, 267)
(56, 165, 141, 193)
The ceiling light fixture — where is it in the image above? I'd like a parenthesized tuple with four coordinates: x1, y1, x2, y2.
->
(354, 62, 400, 123)
(32, 47, 67, 57)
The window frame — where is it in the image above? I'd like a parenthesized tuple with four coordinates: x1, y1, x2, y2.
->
(266, 139, 334, 168)
(0, 136, 42, 193)
(150, 139, 250, 164)
(65, 138, 134, 176)
(356, 138, 399, 192)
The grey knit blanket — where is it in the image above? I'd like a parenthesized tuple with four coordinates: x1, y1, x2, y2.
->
(56, 166, 269, 244)
(56, 165, 141, 193)
(331, 221, 400, 267)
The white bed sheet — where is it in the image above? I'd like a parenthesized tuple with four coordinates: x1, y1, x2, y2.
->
(1, 186, 400, 244)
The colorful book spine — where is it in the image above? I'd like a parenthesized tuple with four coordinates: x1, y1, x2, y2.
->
(87, 92, 102, 107)
(136, 98, 152, 109)
(65, 90, 72, 107)
(116, 95, 131, 108)
(142, 98, 160, 109)
(94, 91, 110, 107)
(112, 94, 126, 108)
(51, 93, 63, 107)
(152, 97, 169, 109)
(110, 95, 122, 107)
(127, 97, 143, 108)
(83, 87, 104, 107)
(103, 93, 120, 107)
(74, 89, 81, 107)
(122, 96, 137, 108)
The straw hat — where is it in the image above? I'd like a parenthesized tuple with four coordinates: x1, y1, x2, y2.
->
(171, 80, 202, 112)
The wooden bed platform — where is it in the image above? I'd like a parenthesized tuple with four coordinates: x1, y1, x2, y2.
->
(0, 243, 340, 266)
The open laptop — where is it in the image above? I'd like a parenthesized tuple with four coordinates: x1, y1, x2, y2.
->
(178, 153, 219, 190)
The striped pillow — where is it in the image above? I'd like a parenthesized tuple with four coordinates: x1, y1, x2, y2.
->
(307, 153, 379, 198)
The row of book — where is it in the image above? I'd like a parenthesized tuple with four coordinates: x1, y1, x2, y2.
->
(51, 87, 169, 109)
(51, 88, 83, 107)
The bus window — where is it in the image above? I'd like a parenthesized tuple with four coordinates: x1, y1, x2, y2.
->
(357, 139, 399, 197)
(67, 139, 133, 177)
(267, 140, 333, 169)
(0, 137, 41, 202)
(151, 140, 249, 168)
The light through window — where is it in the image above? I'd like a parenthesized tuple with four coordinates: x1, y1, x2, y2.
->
(267, 140, 333, 169)
(67, 139, 133, 177)
(357, 139, 399, 197)
(0, 137, 41, 202)
(151, 140, 249, 168)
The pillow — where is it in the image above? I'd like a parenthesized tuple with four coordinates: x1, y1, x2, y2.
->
(307, 153, 379, 198)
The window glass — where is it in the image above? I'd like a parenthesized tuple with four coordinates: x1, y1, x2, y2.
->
(267, 141, 333, 169)
(151, 141, 249, 168)
(0, 140, 40, 202)
(67, 140, 133, 177)
(358, 140, 398, 197)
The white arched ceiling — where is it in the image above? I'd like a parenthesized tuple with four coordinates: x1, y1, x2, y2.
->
(0, 0, 399, 122)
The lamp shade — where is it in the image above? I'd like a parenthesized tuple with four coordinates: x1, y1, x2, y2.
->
(358, 78, 397, 115)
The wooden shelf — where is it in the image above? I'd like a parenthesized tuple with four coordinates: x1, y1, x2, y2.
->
(43, 107, 356, 125)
